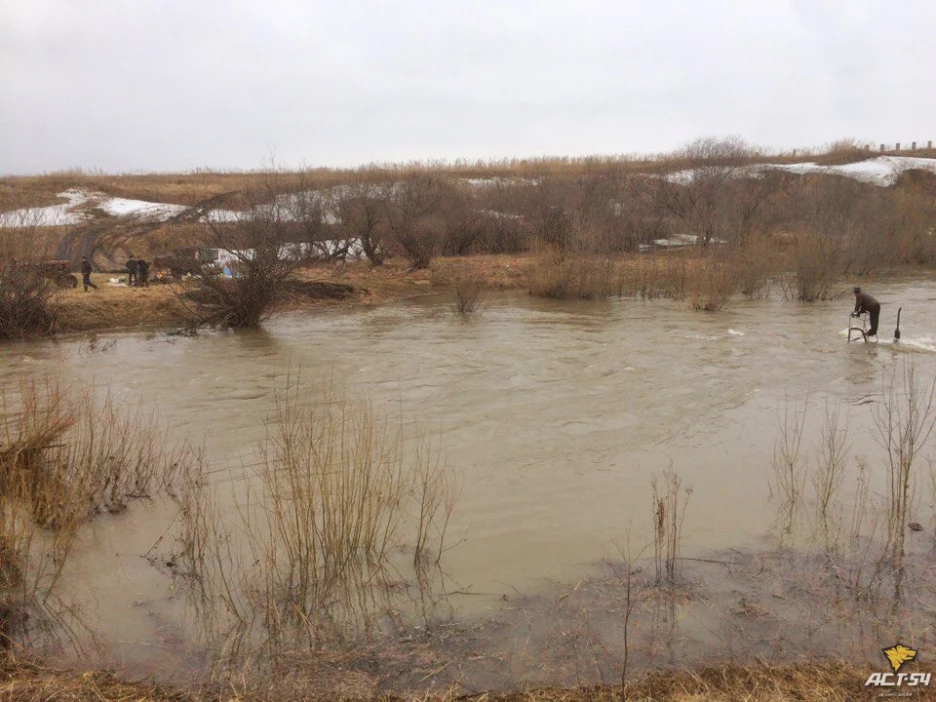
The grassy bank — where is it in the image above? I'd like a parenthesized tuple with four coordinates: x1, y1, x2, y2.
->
(52, 276, 190, 332)
(0, 656, 878, 701)
(41, 248, 912, 335)
(41, 256, 533, 334)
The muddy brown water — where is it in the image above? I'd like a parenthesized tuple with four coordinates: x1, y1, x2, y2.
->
(3, 278, 936, 687)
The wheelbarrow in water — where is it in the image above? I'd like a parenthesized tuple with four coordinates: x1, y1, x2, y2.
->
(847, 312, 871, 343)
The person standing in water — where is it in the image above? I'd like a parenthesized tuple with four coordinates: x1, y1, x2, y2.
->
(852, 286, 880, 338)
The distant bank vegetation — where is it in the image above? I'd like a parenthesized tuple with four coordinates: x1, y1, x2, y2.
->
(1, 136, 934, 335)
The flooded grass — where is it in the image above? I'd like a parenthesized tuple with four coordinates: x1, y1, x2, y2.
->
(0, 379, 192, 651)
(166, 379, 459, 687)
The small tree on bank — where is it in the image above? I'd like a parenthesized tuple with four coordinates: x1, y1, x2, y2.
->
(336, 181, 391, 266)
(384, 173, 447, 269)
(183, 177, 302, 329)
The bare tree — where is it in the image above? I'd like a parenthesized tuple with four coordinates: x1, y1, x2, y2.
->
(182, 174, 302, 329)
(384, 173, 446, 268)
(290, 170, 329, 261)
(654, 135, 758, 248)
(520, 175, 573, 250)
(336, 181, 391, 265)
(441, 185, 487, 256)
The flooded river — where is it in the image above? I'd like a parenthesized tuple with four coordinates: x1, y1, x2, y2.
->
(3, 277, 936, 686)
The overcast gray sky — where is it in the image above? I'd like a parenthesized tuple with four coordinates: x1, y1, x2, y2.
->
(1, 0, 933, 175)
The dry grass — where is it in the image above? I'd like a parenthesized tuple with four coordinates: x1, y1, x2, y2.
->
(527, 246, 772, 311)
(43, 256, 531, 334)
(51, 275, 191, 332)
(0, 655, 879, 701)
(3, 137, 931, 208)
(171, 379, 458, 678)
(529, 246, 618, 300)
(0, 379, 189, 649)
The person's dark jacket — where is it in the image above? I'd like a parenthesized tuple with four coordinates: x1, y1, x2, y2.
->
(854, 292, 880, 315)
(81, 259, 92, 276)
(127, 258, 139, 273)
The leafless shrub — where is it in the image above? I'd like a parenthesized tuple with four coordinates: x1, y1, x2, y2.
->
(181, 173, 303, 329)
(769, 396, 808, 542)
(172, 379, 458, 677)
(452, 273, 484, 317)
(413, 435, 460, 567)
(768, 364, 936, 610)
(654, 136, 761, 249)
(776, 230, 840, 302)
(336, 181, 391, 265)
(616, 255, 689, 300)
(808, 400, 851, 554)
(529, 240, 616, 300)
(384, 174, 447, 269)
(440, 191, 488, 257)
(687, 255, 738, 312)
(0, 264, 58, 341)
(872, 361, 936, 606)
(0, 210, 60, 341)
(650, 469, 692, 586)
(849, 457, 871, 550)
(730, 236, 779, 299)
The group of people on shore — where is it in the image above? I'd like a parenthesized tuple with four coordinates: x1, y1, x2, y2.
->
(79, 253, 151, 292)
(125, 254, 151, 288)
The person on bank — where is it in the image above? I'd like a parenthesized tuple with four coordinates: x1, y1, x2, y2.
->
(852, 286, 880, 338)
(138, 258, 150, 287)
(81, 256, 97, 292)
(126, 254, 138, 286)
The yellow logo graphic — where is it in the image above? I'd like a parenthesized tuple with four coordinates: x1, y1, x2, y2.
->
(884, 643, 917, 673)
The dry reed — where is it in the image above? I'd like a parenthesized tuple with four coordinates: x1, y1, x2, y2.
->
(0, 378, 187, 649)
(171, 378, 458, 680)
